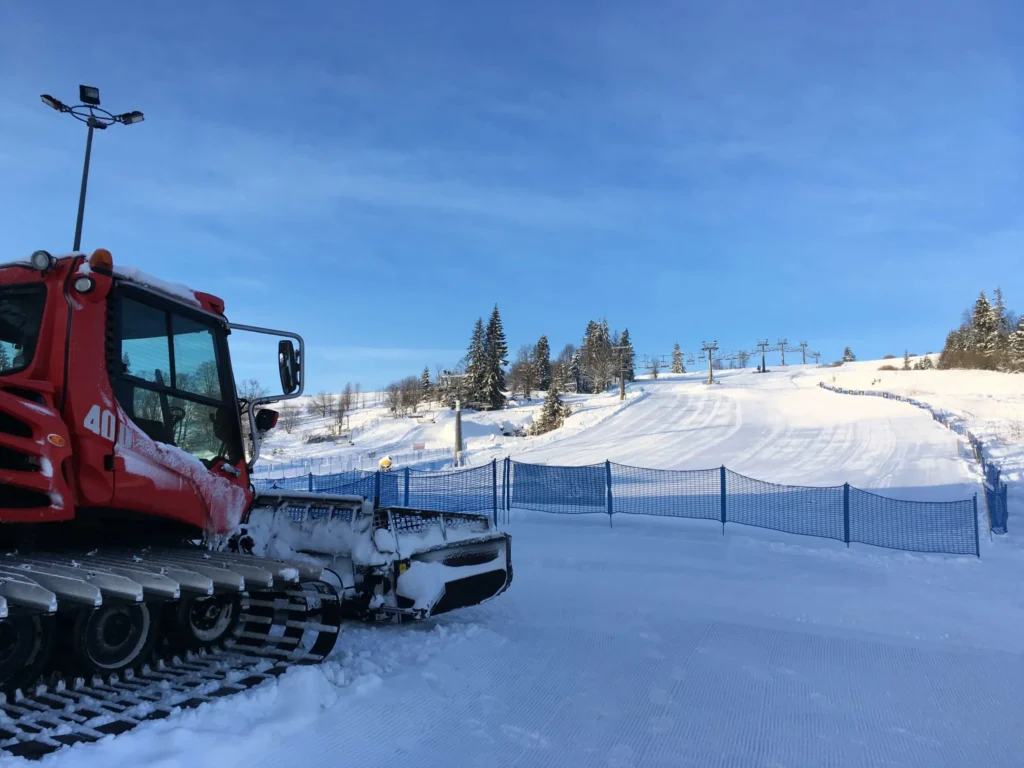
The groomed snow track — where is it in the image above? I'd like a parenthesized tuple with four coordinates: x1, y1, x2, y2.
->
(0, 549, 342, 760)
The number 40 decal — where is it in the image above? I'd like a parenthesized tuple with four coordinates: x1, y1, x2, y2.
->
(83, 405, 118, 442)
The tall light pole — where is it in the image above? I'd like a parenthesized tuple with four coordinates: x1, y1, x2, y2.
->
(40, 86, 144, 251)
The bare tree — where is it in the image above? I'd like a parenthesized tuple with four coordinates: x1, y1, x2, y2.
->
(353, 382, 362, 409)
(237, 379, 268, 402)
(334, 396, 348, 435)
(384, 382, 402, 415)
(649, 357, 660, 379)
(308, 391, 333, 418)
(341, 382, 354, 413)
(737, 350, 751, 368)
(508, 345, 537, 399)
(279, 404, 299, 433)
(399, 375, 421, 414)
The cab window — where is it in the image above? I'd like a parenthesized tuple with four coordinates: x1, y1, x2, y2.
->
(115, 293, 241, 466)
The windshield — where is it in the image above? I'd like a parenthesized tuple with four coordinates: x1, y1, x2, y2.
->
(0, 283, 46, 375)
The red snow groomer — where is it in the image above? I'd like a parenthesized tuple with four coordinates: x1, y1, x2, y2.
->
(0, 249, 511, 756)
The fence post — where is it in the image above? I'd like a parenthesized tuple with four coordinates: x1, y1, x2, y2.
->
(373, 471, 381, 511)
(605, 460, 614, 528)
(504, 457, 510, 515)
(843, 483, 850, 547)
(719, 466, 727, 534)
(973, 494, 980, 557)
(403, 467, 410, 507)
(492, 459, 498, 526)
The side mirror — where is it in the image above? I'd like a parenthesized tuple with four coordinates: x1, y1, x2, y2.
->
(278, 340, 300, 395)
(255, 408, 279, 433)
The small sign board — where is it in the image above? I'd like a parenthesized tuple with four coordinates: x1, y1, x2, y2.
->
(412, 443, 425, 451)
(367, 451, 377, 459)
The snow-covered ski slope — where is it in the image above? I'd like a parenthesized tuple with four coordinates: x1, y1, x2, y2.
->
(28, 362, 1023, 768)
(256, 386, 646, 474)
(812, 359, 1024, 520)
(515, 366, 979, 501)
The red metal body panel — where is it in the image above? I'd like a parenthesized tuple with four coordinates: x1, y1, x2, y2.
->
(0, 254, 254, 535)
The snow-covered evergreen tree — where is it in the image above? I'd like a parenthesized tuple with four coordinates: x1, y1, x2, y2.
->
(843, 346, 856, 362)
(1007, 319, 1024, 373)
(420, 367, 431, 401)
(619, 328, 635, 381)
(483, 305, 507, 408)
(918, 355, 934, 370)
(0, 346, 10, 370)
(464, 318, 486, 403)
(530, 379, 569, 435)
(568, 350, 582, 393)
(578, 320, 599, 393)
(533, 334, 551, 391)
(987, 288, 1008, 366)
(670, 343, 684, 374)
(972, 291, 997, 365)
(903, 350, 911, 371)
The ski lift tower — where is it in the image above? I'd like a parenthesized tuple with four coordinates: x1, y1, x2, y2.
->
(440, 370, 468, 466)
(611, 343, 632, 400)
(756, 339, 771, 373)
(701, 340, 719, 385)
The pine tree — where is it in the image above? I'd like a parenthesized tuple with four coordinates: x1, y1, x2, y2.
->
(670, 343, 684, 374)
(903, 350, 911, 371)
(530, 379, 568, 435)
(581, 320, 602, 393)
(972, 291, 997, 365)
(987, 288, 1008, 367)
(465, 318, 486, 403)
(420, 366, 431, 401)
(843, 346, 856, 362)
(938, 326, 970, 369)
(483, 305, 507, 408)
(533, 334, 551, 390)
(568, 350, 582, 393)
(619, 328, 635, 381)
(918, 354, 934, 370)
(1008, 319, 1024, 373)
(578, 318, 616, 392)
(992, 288, 1010, 334)
(0, 345, 9, 370)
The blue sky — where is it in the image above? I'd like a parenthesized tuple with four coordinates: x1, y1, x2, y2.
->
(1, 0, 1021, 392)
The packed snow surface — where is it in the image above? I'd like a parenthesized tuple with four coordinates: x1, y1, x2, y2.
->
(21, 361, 1022, 767)
(20, 515, 1022, 768)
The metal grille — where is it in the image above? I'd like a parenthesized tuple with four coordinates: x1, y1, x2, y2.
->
(280, 504, 353, 524)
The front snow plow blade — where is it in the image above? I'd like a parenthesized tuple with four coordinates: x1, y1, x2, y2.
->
(240, 492, 512, 621)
